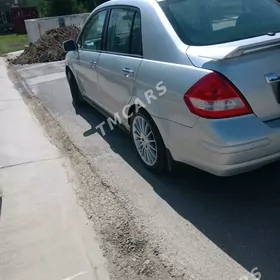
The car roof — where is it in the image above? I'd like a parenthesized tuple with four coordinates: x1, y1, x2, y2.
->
(97, 0, 158, 8)
(92, 0, 161, 14)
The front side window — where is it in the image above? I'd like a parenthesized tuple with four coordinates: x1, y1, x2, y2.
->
(159, 0, 280, 46)
(79, 9, 107, 50)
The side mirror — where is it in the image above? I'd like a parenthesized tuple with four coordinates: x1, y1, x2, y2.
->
(63, 39, 77, 52)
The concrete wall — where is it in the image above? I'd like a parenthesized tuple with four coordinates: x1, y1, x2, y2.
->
(25, 13, 90, 44)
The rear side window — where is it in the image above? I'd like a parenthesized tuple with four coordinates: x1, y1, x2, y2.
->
(159, 0, 280, 46)
(105, 8, 143, 56)
(131, 12, 142, 56)
(106, 8, 135, 54)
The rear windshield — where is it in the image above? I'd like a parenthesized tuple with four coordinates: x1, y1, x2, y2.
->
(159, 0, 280, 46)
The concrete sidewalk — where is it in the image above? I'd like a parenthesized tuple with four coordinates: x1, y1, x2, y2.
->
(0, 58, 110, 280)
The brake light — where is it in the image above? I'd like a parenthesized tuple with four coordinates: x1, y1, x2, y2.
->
(184, 72, 252, 118)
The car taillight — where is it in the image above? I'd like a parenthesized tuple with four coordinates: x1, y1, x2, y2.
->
(184, 72, 252, 118)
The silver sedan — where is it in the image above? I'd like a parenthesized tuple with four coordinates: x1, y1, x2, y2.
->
(64, 0, 280, 176)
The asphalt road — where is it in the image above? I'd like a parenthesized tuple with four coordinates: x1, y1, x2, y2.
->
(13, 61, 280, 280)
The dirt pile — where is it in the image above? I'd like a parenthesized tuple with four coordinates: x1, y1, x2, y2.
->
(11, 26, 80, 65)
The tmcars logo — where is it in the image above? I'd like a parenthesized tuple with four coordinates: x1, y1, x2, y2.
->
(95, 81, 167, 136)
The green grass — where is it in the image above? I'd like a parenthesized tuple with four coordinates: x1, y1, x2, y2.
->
(0, 34, 28, 56)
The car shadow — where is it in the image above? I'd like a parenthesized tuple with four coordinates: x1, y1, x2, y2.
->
(75, 103, 280, 280)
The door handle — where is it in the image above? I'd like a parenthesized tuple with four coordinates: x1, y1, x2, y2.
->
(90, 60, 97, 68)
(122, 67, 134, 77)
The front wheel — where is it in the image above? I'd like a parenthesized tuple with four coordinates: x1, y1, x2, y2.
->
(131, 111, 167, 173)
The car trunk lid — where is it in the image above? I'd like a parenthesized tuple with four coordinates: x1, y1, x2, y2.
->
(187, 34, 280, 121)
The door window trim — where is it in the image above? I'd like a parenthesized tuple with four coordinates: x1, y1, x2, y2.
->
(102, 5, 143, 58)
(76, 8, 109, 53)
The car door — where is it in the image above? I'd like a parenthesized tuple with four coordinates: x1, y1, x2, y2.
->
(73, 9, 107, 102)
(97, 7, 143, 116)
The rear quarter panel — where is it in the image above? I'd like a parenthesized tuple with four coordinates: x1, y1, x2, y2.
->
(131, 59, 211, 127)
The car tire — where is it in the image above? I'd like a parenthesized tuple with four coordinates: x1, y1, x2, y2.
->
(66, 69, 84, 107)
(131, 110, 167, 173)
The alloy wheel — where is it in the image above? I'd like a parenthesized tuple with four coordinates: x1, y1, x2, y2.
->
(132, 116, 158, 166)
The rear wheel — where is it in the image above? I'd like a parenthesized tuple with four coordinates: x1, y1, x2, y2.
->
(66, 69, 84, 107)
(131, 110, 167, 173)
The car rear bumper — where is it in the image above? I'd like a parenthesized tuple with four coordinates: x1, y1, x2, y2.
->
(153, 114, 280, 176)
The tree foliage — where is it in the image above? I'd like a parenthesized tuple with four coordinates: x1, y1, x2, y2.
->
(77, 0, 108, 11)
(39, 0, 108, 17)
